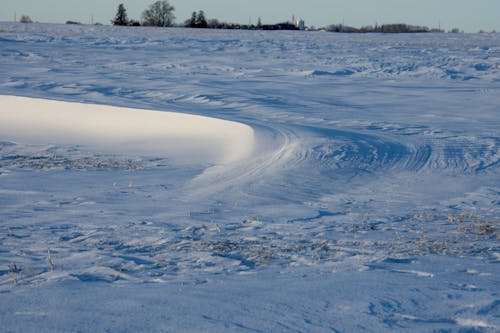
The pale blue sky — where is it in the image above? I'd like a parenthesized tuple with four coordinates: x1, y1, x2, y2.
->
(1, 0, 499, 32)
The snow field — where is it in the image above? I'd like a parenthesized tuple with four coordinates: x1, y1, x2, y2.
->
(0, 23, 499, 332)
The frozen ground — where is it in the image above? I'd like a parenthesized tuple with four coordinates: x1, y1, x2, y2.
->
(0, 23, 499, 332)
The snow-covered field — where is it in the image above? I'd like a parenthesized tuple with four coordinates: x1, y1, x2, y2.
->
(0, 23, 499, 332)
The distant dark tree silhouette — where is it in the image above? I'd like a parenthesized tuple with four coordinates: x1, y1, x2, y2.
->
(257, 17, 262, 28)
(112, 4, 129, 26)
(195, 10, 208, 28)
(262, 22, 298, 30)
(186, 11, 197, 27)
(185, 10, 208, 28)
(142, 1, 176, 27)
(19, 15, 32, 23)
(326, 22, 437, 33)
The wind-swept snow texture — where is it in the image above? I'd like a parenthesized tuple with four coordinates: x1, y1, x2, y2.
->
(1, 23, 499, 332)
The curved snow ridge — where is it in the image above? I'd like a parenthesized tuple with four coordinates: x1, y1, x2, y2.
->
(0, 95, 255, 164)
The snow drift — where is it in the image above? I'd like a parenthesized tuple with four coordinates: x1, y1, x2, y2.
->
(0, 95, 254, 164)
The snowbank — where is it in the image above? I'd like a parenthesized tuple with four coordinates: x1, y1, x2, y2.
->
(0, 95, 254, 164)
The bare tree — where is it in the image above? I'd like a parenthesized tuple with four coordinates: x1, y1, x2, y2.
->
(142, 1, 175, 27)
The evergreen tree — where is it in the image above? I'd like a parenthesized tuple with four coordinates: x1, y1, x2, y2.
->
(188, 11, 197, 28)
(112, 4, 129, 26)
(195, 10, 208, 28)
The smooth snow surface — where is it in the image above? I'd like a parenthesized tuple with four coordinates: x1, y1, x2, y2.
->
(0, 95, 254, 164)
(0, 23, 499, 332)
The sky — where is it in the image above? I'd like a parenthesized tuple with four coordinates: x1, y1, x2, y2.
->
(1, 0, 499, 32)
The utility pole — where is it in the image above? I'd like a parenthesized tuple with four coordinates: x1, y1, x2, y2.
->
(14, 11, 17, 22)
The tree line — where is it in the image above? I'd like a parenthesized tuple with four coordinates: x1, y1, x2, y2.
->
(325, 23, 444, 33)
(112, 1, 175, 27)
(111, 1, 300, 30)
(110, 1, 460, 33)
